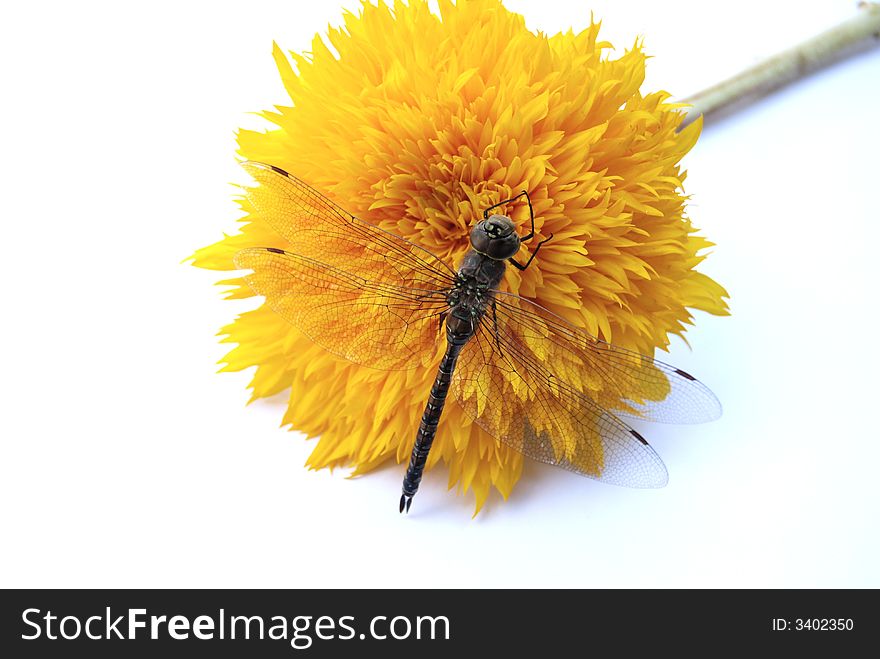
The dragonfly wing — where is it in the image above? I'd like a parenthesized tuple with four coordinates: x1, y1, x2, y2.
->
(234, 247, 449, 371)
(451, 322, 668, 487)
(240, 161, 457, 291)
(490, 291, 721, 424)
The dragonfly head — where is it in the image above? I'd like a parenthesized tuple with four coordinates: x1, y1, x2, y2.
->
(471, 214, 520, 260)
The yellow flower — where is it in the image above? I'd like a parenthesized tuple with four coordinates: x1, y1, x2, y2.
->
(190, 0, 729, 512)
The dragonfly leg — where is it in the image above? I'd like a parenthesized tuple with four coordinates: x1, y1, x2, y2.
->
(437, 310, 448, 337)
(483, 190, 530, 222)
(491, 301, 504, 357)
(519, 191, 536, 242)
(508, 233, 554, 270)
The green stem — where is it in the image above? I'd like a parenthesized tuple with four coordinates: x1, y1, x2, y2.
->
(679, 2, 880, 128)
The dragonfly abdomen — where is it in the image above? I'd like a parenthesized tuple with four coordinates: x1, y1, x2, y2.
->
(400, 339, 466, 513)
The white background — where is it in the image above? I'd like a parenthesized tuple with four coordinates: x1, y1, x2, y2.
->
(1, 0, 878, 588)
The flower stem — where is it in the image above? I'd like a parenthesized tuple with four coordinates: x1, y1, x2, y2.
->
(678, 2, 880, 128)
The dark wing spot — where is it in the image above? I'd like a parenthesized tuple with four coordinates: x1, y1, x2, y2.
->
(267, 164, 292, 178)
(674, 368, 697, 381)
(266, 247, 285, 254)
(630, 429, 649, 445)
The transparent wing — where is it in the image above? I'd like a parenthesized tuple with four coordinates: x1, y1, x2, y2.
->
(240, 161, 457, 291)
(490, 291, 721, 424)
(234, 247, 449, 371)
(451, 322, 668, 487)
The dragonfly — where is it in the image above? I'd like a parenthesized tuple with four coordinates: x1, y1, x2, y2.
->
(233, 161, 721, 513)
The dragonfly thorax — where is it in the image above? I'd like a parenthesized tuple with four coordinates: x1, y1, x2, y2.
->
(444, 251, 506, 342)
(455, 250, 507, 291)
